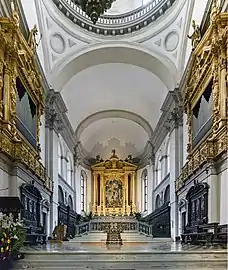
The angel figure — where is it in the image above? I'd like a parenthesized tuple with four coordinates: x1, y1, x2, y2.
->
(188, 20, 201, 50)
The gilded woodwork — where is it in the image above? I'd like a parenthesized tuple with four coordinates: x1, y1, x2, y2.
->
(91, 150, 137, 216)
(0, 14, 52, 191)
(176, 3, 228, 192)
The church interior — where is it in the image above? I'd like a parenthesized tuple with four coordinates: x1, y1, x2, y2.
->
(0, 0, 227, 269)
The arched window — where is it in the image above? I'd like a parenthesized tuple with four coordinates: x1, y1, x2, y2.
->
(58, 185, 64, 205)
(164, 185, 170, 204)
(68, 195, 73, 209)
(142, 170, 148, 212)
(165, 139, 170, 176)
(67, 155, 73, 186)
(155, 154, 162, 186)
(58, 141, 63, 176)
(155, 194, 160, 209)
(81, 171, 86, 212)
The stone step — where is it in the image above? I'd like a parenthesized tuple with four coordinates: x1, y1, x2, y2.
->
(72, 231, 154, 243)
(14, 250, 227, 269)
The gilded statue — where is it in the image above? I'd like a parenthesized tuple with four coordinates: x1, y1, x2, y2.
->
(28, 25, 38, 52)
(188, 20, 201, 50)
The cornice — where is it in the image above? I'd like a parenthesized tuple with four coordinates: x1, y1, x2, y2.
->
(45, 89, 76, 150)
(52, 0, 176, 36)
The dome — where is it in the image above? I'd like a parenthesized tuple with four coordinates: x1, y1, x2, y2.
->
(106, 0, 151, 15)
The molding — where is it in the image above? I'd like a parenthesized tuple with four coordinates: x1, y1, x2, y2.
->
(58, 173, 74, 194)
(52, 0, 176, 36)
(153, 173, 170, 193)
(75, 109, 153, 140)
(45, 89, 76, 151)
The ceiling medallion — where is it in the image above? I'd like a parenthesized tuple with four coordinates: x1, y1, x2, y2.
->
(72, 0, 116, 24)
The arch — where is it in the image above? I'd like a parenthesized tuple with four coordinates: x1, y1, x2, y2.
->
(141, 169, 148, 212)
(155, 194, 160, 209)
(68, 195, 73, 209)
(52, 42, 177, 91)
(75, 109, 153, 140)
(58, 185, 64, 205)
(164, 185, 170, 204)
(20, 184, 42, 201)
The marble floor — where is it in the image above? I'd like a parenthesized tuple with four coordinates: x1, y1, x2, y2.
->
(21, 240, 227, 253)
(16, 241, 227, 270)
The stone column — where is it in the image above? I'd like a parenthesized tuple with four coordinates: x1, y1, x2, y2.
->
(45, 92, 63, 236)
(131, 173, 135, 208)
(206, 164, 220, 223)
(169, 107, 183, 241)
(147, 163, 154, 214)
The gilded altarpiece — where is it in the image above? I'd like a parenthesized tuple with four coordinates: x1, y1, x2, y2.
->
(91, 151, 137, 216)
(176, 4, 228, 191)
(0, 12, 52, 191)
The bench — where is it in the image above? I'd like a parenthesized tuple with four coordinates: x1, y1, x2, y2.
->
(212, 224, 227, 246)
(181, 224, 215, 246)
(24, 226, 47, 246)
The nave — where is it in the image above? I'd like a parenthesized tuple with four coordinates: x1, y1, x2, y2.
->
(0, 0, 228, 269)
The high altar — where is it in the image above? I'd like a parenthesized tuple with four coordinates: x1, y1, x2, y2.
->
(91, 150, 137, 216)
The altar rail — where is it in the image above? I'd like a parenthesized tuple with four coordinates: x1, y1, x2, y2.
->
(75, 219, 152, 236)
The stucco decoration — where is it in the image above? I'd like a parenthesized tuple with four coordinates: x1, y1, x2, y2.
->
(50, 33, 66, 54)
(164, 31, 179, 52)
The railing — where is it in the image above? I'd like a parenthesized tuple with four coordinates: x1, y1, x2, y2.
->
(53, 0, 176, 35)
(75, 221, 90, 236)
(74, 218, 153, 237)
(138, 221, 153, 235)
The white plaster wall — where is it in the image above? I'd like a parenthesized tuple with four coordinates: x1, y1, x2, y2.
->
(106, 0, 144, 15)
(50, 130, 59, 231)
(184, 0, 209, 67)
(219, 168, 228, 225)
(58, 134, 74, 188)
(136, 168, 143, 213)
(154, 134, 170, 187)
(82, 167, 92, 214)
(74, 165, 81, 213)
(20, 0, 45, 70)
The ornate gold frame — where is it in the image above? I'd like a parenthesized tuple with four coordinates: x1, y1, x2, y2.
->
(91, 151, 137, 216)
(176, 6, 228, 191)
(0, 14, 52, 192)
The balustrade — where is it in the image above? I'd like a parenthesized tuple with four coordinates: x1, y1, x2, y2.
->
(74, 218, 152, 237)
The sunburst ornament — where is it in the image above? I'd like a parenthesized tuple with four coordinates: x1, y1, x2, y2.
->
(72, 0, 116, 24)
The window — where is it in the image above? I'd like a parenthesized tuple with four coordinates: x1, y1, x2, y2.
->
(165, 139, 170, 176)
(80, 171, 86, 212)
(142, 170, 148, 212)
(67, 156, 73, 186)
(58, 142, 63, 176)
(155, 153, 162, 186)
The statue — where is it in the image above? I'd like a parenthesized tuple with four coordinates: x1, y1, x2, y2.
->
(188, 20, 201, 50)
(28, 25, 38, 52)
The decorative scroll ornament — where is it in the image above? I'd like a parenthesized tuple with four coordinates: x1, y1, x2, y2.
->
(72, 0, 116, 24)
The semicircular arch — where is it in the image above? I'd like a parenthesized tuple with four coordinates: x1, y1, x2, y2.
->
(75, 109, 153, 140)
(51, 41, 177, 91)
